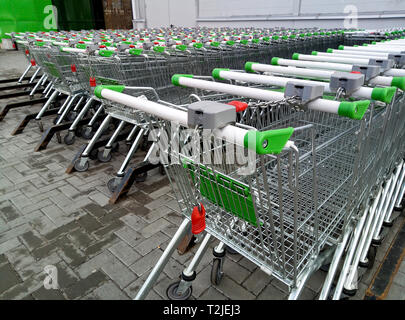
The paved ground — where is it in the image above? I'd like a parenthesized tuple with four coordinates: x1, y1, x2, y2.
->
(0, 49, 404, 300)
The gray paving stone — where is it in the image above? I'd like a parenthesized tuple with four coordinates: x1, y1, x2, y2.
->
(129, 248, 164, 277)
(385, 282, 405, 300)
(216, 276, 255, 300)
(305, 270, 327, 292)
(114, 225, 145, 248)
(5, 244, 36, 271)
(76, 214, 103, 233)
(88, 191, 110, 207)
(64, 270, 108, 299)
(68, 228, 95, 250)
(19, 230, 44, 251)
(242, 268, 272, 295)
(84, 234, 119, 257)
(108, 241, 141, 267)
(101, 254, 137, 289)
(199, 287, 228, 300)
(257, 284, 287, 300)
(140, 217, 171, 239)
(16, 252, 62, 281)
(0, 237, 21, 255)
(54, 260, 80, 289)
(119, 212, 148, 232)
(297, 287, 317, 300)
(222, 258, 251, 285)
(93, 220, 124, 239)
(123, 272, 166, 299)
(190, 265, 212, 298)
(90, 281, 130, 300)
(0, 273, 44, 300)
(134, 231, 169, 256)
(0, 263, 22, 292)
(32, 287, 66, 300)
(76, 251, 113, 278)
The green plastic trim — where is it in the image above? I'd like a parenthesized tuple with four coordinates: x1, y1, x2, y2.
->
(245, 61, 258, 73)
(76, 43, 86, 49)
(171, 74, 193, 87)
(193, 42, 203, 48)
(337, 100, 370, 120)
(262, 36, 270, 42)
(338, 45, 344, 50)
(372, 41, 377, 44)
(311, 51, 318, 55)
(391, 77, 405, 91)
(243, 127, 294, 155)
(212, 68, 229, 80)
(354, 45, 359, 47)
(226, 40, 236, 45)
(271, 57, 279, 65)
(153, 46, 165, 53)
(292, 53, 299, 60)
(129, 48, 143, 55)
(103, 42, 112, 46)
(94, 85, 125, 99)
(210, 41, 220, 47)
(98, 50, 114, 57)
(176, 44, 187, 51)
(371, 86, 396, 103)
(251, 39, 260, 44)
(327, 48, 333, 53)
(240, 39, 249, 45)
(363, 43, 368, 46)
(282, 36, 288, 40)
(272, 35, 279, 40)
(35, 42, 45, 47)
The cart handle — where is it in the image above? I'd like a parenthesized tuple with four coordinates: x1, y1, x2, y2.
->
(172, 74, 370, 120)
(94, 85, 294, 155)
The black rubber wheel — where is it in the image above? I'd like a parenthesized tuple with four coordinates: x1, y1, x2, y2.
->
(89, 148, 99, 160)
(63, 133, 75, 145)
(112, 142, 119, 152)
(342, 287, 357, 297)
(166, 281, 192, 300)
(74, 158, 89, 172)
(210, 259, 223, 285)
(225, 246, 239, 255)
(107, 178, 120, 193)
(67, 111, 77, 121)
(366, 246, 377, 269)
(81, 127, 94, 139)
(97, 150, 112, 163)
(135, 172, 148, 182)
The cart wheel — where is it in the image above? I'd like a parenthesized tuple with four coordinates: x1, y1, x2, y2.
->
(225, 246, 238, 255)
(89, 148, 99, 160)
(81, 127, 94, 139)
(342, 287, 357, 297)
(166, 281, 192, 300)
(364, 246, 377, 269)
(135, 172, 148, 182)
(210, 259, 223, 285)
(97, 150, 112, 163)
(67, 111, 77, 121)
(63, 133, 75, 145)
(74, 158, 89, 172)
(107, 177, 120, 193)
(112, 142, 119, 152)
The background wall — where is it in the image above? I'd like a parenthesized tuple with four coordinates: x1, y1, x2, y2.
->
(135, 0, 405, 29)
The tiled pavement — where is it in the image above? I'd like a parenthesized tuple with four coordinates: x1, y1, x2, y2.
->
(1, 49, 404, 300)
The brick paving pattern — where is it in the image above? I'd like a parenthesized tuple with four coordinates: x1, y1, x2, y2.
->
(1, 50, 404, 300)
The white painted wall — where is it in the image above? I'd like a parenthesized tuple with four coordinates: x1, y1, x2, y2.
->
(134, 0, 405, 29)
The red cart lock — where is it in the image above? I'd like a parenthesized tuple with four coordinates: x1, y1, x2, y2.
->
(228, 100, 248, 112)
(70, 64, 77, 73)
(191, 203, 206, 234)
(30, 59, 36, 66)
(89, 77, 96, 87)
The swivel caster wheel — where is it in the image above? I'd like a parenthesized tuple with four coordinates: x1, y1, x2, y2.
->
(107, 177, 121, 193)
(97, 149, 112, 163)
(81, 127, 94, 139)
(89, 148, 99, 160)
(74, 158, 89, 172)
(342, 287, 357, 297)
(63, 132, 76, 145)
(359, 246, 377, 269)
(135, 172, 148, 182)
(166, 281, 192, 300)
(210, 259, 223, 285)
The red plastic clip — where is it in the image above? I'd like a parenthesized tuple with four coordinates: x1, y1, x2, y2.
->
(191, 203, 206, 235)
(228, 101, 248, 112)
(89, 77, 96, 87)
(99, 45, 106, 48)
(129, 44, 135, 48)
(12, 43, 16, 49)
(25, 49, 29, 55)
(351, 71, 361, 74)
(30, 59, 36, 66)
(70, 64, 77, 73)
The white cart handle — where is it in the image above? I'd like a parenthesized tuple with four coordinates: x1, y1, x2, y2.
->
(212, 68, 396, 104)
(94, 85, 294, 155)
(171, 74, 370, 120)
